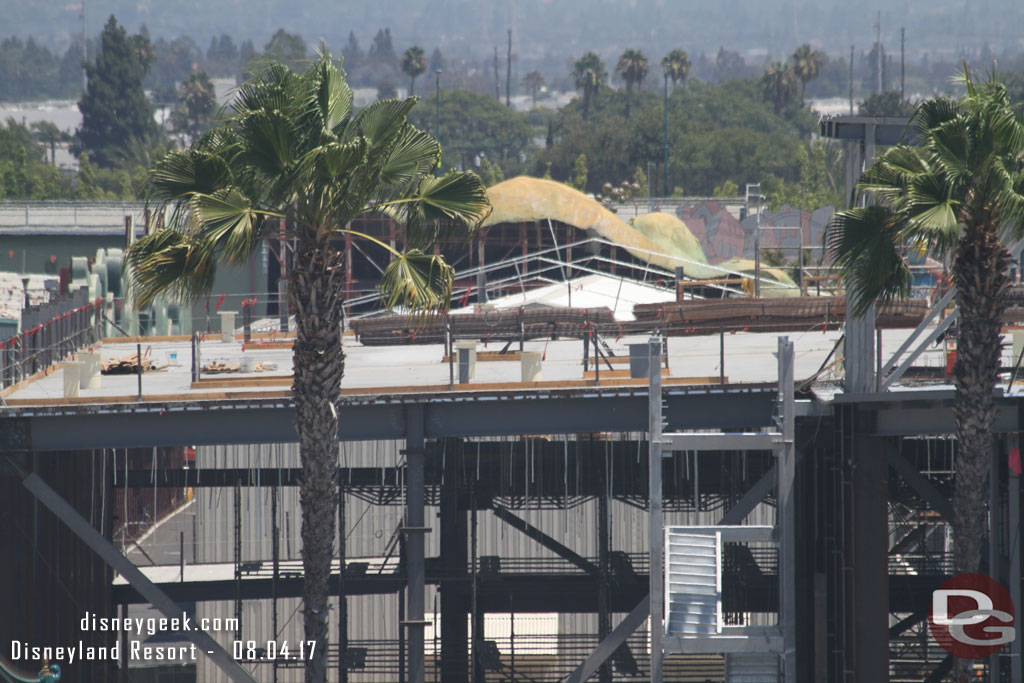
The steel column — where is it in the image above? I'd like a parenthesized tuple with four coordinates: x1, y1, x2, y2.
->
(851, 431, 889, 682)
(597, 439, 611, 683)
(1010, 434, 1021, 683)
(405, 405, 426, 683)
(648, 338, 664, 683)
(777, 337, 797, 682)
(439, 442, 469, 682)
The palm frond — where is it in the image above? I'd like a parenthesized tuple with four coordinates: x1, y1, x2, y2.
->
(237, 109, 299, 178)
(189, 189, 273, 266)
(126, 229, 217, 307)
(352, 97, 419, 147)
(826, 205, 911, 317)
(378, 249, 455, 321)
(145, 149, 231, 202)
(376, 126, 440, 195)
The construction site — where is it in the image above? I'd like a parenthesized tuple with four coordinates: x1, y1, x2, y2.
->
(2, 126, 1024, 683)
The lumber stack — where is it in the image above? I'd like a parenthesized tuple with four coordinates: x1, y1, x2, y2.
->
(351, 307, 617, 346)
(631, 296, 929, 335)
(100, 353, 154, 375)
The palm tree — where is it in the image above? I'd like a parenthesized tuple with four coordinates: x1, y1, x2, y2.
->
(400, 45, 428, 96)
(179, 71, 217, 138)
(790, 43, 824, 106)
(615, 48, 648, 118)
(127, 53, 489, 683)
(827, 69, 1024, 682)
(762, 62, 798, 115)
(572, 51, 607, 120)
(661, 49, 691, 88)
(522, 70, 545, 106)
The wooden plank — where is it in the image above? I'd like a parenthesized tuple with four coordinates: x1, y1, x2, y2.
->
(101, 332, 296, 344)
(440, 351, 522, 363)
(583, 368, 670, 380)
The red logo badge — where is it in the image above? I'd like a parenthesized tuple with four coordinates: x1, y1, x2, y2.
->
(928, 573, 1015, 659)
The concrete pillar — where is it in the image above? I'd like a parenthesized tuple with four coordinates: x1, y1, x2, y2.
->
(521, 352, 542, 382)
(62, 362, 81, 398)
(219, 311, 236, 343)
(78, 351, 101, 389)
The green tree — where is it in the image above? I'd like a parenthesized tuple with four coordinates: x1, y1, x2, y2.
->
(77, 15, 161, 168)
(523, 70, 545, 106)
(572, 51, 607, 120)
(400, 45, 427, 96)
(478, 155, 504, 186)
(790, 43, 824, 106)
(761, 62, 798, 115)
(713, 179, 739, 197)
(264, 29, 306, 70)
(570, 153, 588, 191)
(175, 71, 217, 138)
(827, 73, 1024, 683)
(615, 48, 648, 119)
(661, 49, 691, 88)
(410, 89, 534, 176)
(128, 53, 489, 683)
(632, 164, 648, 198)
(857, 90, 914, 117)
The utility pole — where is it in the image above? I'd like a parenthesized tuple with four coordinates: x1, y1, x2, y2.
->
(900, 27, 906, 100)
(849, 45, 854, 115)
(663, 72, 669, 196)
(493, 46, 500, 101)
(506, 29, 512, 107)
(81, 1, 87, 92)
(875, 11, 882, 95)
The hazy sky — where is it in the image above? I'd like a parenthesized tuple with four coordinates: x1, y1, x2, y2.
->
(6, 0, 1022, 63)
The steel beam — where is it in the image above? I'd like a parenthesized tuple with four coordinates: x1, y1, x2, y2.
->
(663, 432, 781, 452)
(564, 596, 650, 683)
(881, 308, 958, 390)
(718, 467, 776, 526)
(887, 452, 954, 522)
(879, 288, 956, 379)
(18, 470, 257, 683)
(3, 387, 780, 452)
(491, 504, 597, 575)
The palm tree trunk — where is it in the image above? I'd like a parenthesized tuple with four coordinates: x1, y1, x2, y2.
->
(291, 242, 346, 683)
(583, 88, 591, 120)
(950, 220, 1010, 682)
(410, 75, 416, 97)
(625, 81, 633, 119)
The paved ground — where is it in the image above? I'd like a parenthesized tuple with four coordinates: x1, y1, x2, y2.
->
(6, 325, 962, 405)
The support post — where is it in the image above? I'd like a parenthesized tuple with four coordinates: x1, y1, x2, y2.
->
(1010, 433, 1021, 683)
(851, 429, 889, 682)
(338, 476, 348, 683)
(778, 337, 797, 682)
(440, 441, 469, 682)
(597, 437, 611, 683)
(405, 406, 426, 683)
(648, 337, 664, 683)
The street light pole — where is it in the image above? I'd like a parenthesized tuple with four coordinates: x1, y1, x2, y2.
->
(663, 72, 669, 196)
(434, 69, 442, 177)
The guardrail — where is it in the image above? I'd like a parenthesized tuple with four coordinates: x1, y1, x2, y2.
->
(0, 287, 103, 391)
